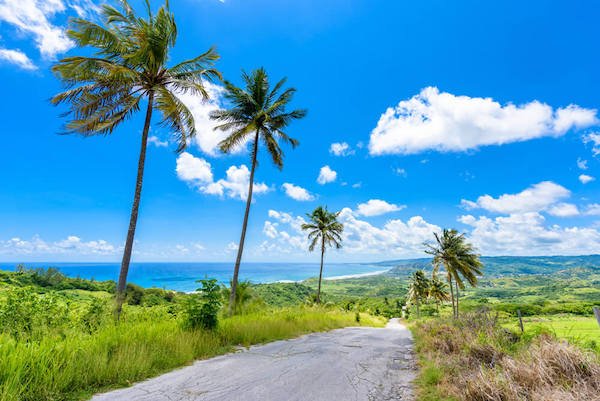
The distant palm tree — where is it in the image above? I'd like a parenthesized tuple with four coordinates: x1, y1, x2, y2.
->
(407, 270, 430, 318)
(210, 68, 306, 314)
(424, 229, 483, 318)
(222, 279, 253, 314)
(51, 0, 220, 319)
(301, 206, 344, 304)
(429, 273, 450, 314)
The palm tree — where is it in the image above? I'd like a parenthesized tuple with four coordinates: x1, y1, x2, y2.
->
(407, 270, 430, 318)
(424, 229, 483, 318)
(301, 206, 344, 304)
(51, 0, 220, 318)
(429, 273, 450, 314)
(210, 68, 306, 314)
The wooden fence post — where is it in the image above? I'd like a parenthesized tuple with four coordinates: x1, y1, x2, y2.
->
(594, 306, 600, 329)
(517, 310, 524, 333)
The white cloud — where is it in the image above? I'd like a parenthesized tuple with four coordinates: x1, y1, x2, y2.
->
(583, 132, 600, 156)
(281, 183, 315, 201)
(584, 203, 600, 216)
(394, 168, 407, 177)
(317, 165, 337, 184)
(579, 174, 595, 184)
(369, 87, 598, 155)
(547, 203, 579, 217)
(0, 234, 119, 256)
(458, 213, 600, 256)
(329, 142, 354, 156)
(176, 152, 213, 183)
(178, 82, 248, 157)
(0, 0, 77, 59)
(148, 135, 168, 148)
(176, 152, 269, 200)
(461, 181, 571, 215)
(356, 199, 405, 217)
(577, 157, 588, 170)
(0, 48, 36, 69)
(352, 182, 362, 188)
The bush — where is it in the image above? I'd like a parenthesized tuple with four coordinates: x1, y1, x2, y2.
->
(182, 278, 221, 330)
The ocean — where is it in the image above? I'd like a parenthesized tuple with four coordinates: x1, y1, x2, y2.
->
(0, 262, 388, 292)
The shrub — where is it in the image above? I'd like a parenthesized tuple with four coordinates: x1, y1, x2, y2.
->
(182, 278, 221, 330)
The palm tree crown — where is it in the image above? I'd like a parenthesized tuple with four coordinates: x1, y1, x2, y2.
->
(210, 67, 307, 166)
(51, 0, 220, 151)
(407, 269, 430, 318)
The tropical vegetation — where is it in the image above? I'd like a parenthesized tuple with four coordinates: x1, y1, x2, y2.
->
(210, 67, 306, 314)
(50, 0, 220, 317)
(301, 206, 344, 304)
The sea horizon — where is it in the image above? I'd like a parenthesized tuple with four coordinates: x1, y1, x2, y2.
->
(0, 261, 390, 292)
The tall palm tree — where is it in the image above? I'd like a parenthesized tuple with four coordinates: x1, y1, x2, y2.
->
(424, 229, 483, 318)
(301, 206, 344, 305)
(407, 269, 430, 318)
(210, 68, 306, 314)
(51, 0, 220, 318)
(429, 273, 450, 314)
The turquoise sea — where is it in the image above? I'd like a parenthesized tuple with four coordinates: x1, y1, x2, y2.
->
(0, 262, 389, 292)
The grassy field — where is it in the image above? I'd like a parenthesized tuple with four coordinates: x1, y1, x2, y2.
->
(503, 315, 600, 345)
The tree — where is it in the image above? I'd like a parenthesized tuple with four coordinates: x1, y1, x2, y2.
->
(428, 273, 450, 314)
(301, 206, 344, 304)
(51, 0, 220, 319)
(210, 67, 306, 314)
(424, 229, 483, 318)
(222, 279, 253, 314)
(407, 270, 430, 319)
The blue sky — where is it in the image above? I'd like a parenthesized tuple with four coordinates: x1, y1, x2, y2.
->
(1, 0, 600, 262)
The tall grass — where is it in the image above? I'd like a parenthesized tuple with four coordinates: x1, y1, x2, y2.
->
(412, 314, 600, 401)
(0, 307, 384, 401)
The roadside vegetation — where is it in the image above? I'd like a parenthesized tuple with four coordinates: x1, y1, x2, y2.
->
(0, 267, 385, 401)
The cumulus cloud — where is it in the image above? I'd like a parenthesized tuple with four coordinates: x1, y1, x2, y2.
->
(577, 158, 588, 170)
(177, 81, 248, 156)
(461, 181, 571, 215)
(329, 142, 354, 156)
(281, 183, 315, 201)
(458, 213, 600, 256)
(176, 152, 269, 200)
(579, 174, 595, 184)
(356, 199, 405, 217)
(0, 48, 36, 69)
(583, 132, 600, 156)
(317, 165, 337, 184)
(148, 135, 168, 148)
(547, 203, 579, 217)
(0, 235, 119, 256)
(369, 87, 598, 155)
(584, 204, 600, 216)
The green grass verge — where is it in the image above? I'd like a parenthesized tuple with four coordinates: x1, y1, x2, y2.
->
(0, 307, 384, 401)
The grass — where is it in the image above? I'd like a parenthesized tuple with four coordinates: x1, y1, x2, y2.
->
(503, 315, 600, 348)
(412, 314, 600, 401)
(0, 305, 385, 401)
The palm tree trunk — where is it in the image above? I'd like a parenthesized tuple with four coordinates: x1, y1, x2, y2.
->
(436, 299, 439, 315)
(229, 130, 259, 315)
(115, 91, 154, 321)
(416, 295, 420, 319)
(455, 280, 460, 317)
(317, 236, 325, 305)
(448, 274, 456, 319)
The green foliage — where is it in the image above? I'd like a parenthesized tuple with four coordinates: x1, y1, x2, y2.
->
(0, 265, 116, 293)
(183, 278, 221, 330)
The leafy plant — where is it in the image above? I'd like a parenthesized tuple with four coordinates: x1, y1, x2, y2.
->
(183, 278, 222, 330)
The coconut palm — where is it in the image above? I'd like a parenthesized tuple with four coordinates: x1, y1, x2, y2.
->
(301, 206, 344, 304)
(210, 68, 306, 314)
(407, 270, 430, 318)
(429, 273, 450, 314)
(424, 229, 483, 318)
(51, 0, 220, 318)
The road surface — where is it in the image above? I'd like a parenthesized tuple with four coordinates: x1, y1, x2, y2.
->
(91, 318, 415, 401)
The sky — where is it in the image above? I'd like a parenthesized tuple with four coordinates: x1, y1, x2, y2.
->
(0, 0, 600, 262)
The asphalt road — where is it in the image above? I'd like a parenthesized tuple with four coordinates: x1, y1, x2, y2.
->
(90, 318, 415, 401)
